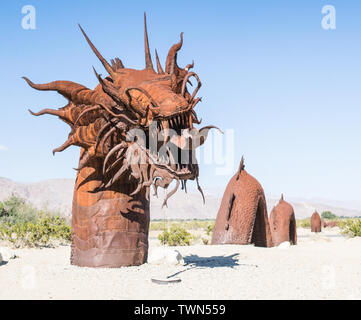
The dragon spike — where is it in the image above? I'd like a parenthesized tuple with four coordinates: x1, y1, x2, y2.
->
(92, 66, 126, 107)
(155, 49, 164, 74)
(185, 60, 194, 72)
(239, 156, 245, 173)
(22, 77, 98, 105)
(115, 57, 124, 69)
(144, 12, 154, 71)
(236, 156, 245, 181)
(78, 24, 116, 78)
(165, 32, 183, 74)
(92, 66, 102, 82)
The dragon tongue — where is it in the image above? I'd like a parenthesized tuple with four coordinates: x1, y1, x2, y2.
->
(170, 134, 187, 149)
(169, 128, 196, 150)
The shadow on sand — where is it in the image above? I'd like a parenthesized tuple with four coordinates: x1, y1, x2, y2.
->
(166, 253, 258, 279)
(184, 253, 240, 268)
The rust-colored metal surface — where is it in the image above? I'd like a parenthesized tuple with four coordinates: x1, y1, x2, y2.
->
(70, 152, 150, 267)
(211, 158, 273, 247)
(311, 211, 322, 233)
(321, 219, 326, 228)
(24, 14, 217, 267)
(269, 194, 297, 246)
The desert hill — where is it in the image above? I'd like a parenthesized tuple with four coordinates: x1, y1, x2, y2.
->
(1, 177, 360, 220)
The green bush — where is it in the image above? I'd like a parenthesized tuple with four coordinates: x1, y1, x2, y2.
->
(339, 219, 361, 237)
(0, 196, 38, 225)
(150, 220, 215, 231)
(0, 196, 71, 248)
(158, 226, 193, 246)
(336, 219, 347, 229)
(205, 222, 215, 236)
(321, 211, 337, 220)
(297, 218, 311, 228)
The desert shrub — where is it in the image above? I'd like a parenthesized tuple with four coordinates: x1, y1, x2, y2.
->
(158, 226, 193, 246)
(339, 219, 361, 237)
(150, 220, 215, 231)
(0, 196, 38, 224)
(181, 220, 211, 230)
(0, 196, 71, 248)
(336, 219, 347, 229)
(150, 221, 167, 231)
(297, 218, 311, 228)
(321, 211, 337, 220)
(205, 222, 215, 236)
(0, 213, 71, 248)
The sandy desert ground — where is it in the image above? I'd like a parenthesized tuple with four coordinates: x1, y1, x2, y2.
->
(1, 228, 361, 300)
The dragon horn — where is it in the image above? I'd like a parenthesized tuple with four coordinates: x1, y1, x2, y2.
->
(78, 24, 116, 78)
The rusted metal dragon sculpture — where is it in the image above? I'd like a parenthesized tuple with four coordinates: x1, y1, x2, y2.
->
(311, 211, 322, 233)
(269, 194, 297, 246)
(211, 157, 273, 247)
(24, 14, 219, 267)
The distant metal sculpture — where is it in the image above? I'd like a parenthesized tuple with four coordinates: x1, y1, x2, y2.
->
(211, 158, 273, 247)
(24, 14, 218, 267)
(269, 194, 297, 246)
(323, 220, 338, 228)
(311, 211, 322, 233)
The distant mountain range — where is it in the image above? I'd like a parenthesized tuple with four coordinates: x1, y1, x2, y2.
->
(1, 177, 361, 220)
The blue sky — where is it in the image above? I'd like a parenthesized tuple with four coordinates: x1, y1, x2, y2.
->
(1, 0, 361, 203)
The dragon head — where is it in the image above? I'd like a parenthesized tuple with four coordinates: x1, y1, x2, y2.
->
(24, 13, 221, 207)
